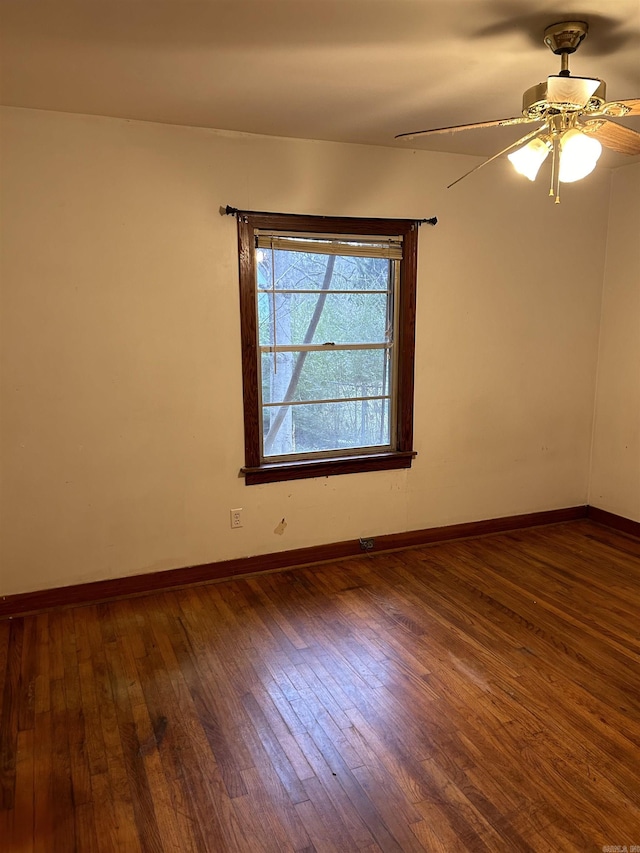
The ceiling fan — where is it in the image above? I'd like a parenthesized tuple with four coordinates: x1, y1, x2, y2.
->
(396, 21, 640, 202)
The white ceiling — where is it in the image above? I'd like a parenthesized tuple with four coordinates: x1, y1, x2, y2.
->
(2, 0, 639, 164)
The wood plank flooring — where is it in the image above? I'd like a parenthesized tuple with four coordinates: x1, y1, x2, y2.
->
(1, 519, 639, 852)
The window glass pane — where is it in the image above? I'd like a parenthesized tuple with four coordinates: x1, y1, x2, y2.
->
(257, 292, 391, 347)
(262, 400, 392, 458)
(261, 349, 391, 405)
(256, 250, 390, 292)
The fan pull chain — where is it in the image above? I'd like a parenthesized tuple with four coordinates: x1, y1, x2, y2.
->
(550, 136, 561, 204)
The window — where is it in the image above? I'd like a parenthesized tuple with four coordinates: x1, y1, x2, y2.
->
(236, 211, 421, 484)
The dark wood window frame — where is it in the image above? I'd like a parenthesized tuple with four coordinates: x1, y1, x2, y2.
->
(236, 211, 420, 485)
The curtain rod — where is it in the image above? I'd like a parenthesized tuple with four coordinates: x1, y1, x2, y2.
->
(221, 206, 437, 226)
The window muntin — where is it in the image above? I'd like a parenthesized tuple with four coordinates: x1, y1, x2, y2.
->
(236, 212, 419, 485)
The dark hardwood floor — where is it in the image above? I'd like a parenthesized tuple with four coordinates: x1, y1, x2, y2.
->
(1, 519, 639, 851)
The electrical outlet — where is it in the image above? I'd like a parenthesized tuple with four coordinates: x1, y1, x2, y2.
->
(230, 508, 243, 529)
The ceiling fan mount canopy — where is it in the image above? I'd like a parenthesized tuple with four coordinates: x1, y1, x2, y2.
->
(543, 21, 589, 56)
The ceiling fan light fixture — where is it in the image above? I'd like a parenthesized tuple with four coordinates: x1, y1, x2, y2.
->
(558, 128, 602, 182)
(507, 137, 551, 181)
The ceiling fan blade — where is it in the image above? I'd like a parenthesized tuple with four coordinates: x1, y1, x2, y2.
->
(546, 75, 601, 109)
(395, 116, 537, 141)
(600, 98, 640, 117)
(447, 125, 547, 189)
(581, 119, 640, 155)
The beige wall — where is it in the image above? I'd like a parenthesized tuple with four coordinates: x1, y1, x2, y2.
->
(589, 163, 640, 521)
(1, 107, 610, 595)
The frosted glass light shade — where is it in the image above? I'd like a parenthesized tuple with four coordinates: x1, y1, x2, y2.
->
(508, 138, 551, 181)
(559, 129, 602, 183)
(546, 76, 601, 109)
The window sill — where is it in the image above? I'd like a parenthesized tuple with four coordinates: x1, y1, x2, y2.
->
(241, 450, 417, 485)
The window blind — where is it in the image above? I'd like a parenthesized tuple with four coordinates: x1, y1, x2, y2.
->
(255, 232, 403, 260)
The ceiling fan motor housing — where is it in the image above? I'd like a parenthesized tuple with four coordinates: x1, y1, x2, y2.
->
(522, 79, 607, 118)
